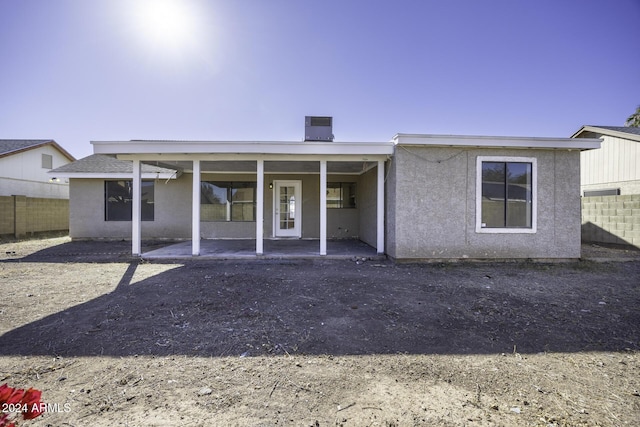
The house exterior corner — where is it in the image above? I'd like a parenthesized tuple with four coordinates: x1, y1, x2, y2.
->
(385, 143, 585, 260)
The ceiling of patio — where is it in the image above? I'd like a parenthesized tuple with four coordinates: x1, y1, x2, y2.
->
(144, 160, 377, 174)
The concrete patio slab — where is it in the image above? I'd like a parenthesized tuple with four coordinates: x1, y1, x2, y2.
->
(141, 239, 383, 260)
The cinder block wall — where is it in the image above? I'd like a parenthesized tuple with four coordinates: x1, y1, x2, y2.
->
(581, 195, 640, 248)
(0, 196, 15, 235)
(0, 195, 69, 238)
(26, 197, 69, 233)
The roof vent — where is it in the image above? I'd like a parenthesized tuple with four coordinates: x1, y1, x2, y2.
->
(305, 116, 334, 142)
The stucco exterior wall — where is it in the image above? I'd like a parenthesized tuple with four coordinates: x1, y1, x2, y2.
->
(200, 173, 257, 239)
(327, 175, 359, 239)
(69, 176, 192, 240)
(70, 172, 362, 241)
(262, 173, 359, 239)
(384, 157, 398, 259)
(389, 146, 581, 259)
(358, 166, 379, 248)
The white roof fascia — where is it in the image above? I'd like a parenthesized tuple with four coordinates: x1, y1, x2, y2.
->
(392, 133, 601, 151)
(92, 140, 395, 156)
(115, 153, 390, 162)
(571, 125, 640, 142)
(46, 172, 179, 179)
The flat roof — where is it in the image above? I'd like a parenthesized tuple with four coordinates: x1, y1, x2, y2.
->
(91, 140, 396, 156)
(392, 133, 601, 150)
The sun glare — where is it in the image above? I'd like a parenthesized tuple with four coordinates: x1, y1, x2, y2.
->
(129, 0, 200, 53)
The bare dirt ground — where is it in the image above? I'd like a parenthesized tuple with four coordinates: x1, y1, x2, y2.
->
(0, 237, 639, 426)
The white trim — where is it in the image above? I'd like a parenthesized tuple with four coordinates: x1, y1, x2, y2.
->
(51, 172, 177, 179)
(377, 160, 385, 254)
(192, 160, 201, 255)
(132, 160, 142, 255)
(320, 161, 327, 255)
(475, 156, 537, 234)
(256, 160, 264, 255)
(93, 140, 395, 156)
(116, 153, 390, 162)
(393, 133, 601, 151)
(273, 180, 302, 238)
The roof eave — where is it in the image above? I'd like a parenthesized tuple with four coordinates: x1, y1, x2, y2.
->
(392, 133, 601, 151)
(91, 140, 395, 156)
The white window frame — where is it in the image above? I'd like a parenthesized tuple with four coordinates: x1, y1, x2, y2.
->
(475, 156, 537, 234)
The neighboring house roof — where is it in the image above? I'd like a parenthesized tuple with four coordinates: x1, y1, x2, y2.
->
(49, 154, 179, 179)
(571, 126, 640, 142)
(0, 139, 76, 161)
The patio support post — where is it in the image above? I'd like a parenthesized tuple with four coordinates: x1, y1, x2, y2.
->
(377, 160, 385, 254)
(320, 160, 327, 255)
(132, 159, 142, 256)
(256, 159, 264, 255)
(192, 160, 201, 256)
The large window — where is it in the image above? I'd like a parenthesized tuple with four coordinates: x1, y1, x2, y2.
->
(327, 182, 356, 208)
(476, 157, 536, 233)
(105, 180, 155, 221)
(201, 182, 256, 221)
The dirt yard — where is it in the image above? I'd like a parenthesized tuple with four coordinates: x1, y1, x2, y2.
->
(0, 237, 639, 426)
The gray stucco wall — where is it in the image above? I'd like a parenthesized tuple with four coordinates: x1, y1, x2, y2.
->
(263, 173, 359, 239)
(388, 147, 582, 259)
(69, 176, 192, 239)
(358, 166, 379, 248)
(70, 173, 363, 241)
(385, 156, 397, 259)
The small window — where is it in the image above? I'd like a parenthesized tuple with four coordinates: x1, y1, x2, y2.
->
(584, 189, 620, 197)
(42, 154, 53, 169)
(201, 182, 256, 221)
(476, 157, 536, 233)
(105, 180, 155, 221)
(327, 182, 356, 208)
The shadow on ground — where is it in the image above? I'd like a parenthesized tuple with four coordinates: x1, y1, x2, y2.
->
(1, 241, 639, 357)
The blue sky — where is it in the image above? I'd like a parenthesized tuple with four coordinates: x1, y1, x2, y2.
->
(1, 0, 638, 159)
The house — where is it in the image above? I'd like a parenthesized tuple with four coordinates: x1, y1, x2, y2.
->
(571, 126, 640, 196)
(50, 119, 601, 260)
(0, 139, 76, 238)
(571, 126, 640, 248)
(0, 139, 75, 198)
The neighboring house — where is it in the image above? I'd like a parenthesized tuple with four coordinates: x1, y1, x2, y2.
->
(572, 126, 640, 196)
(571, 126, 640, 248)
(0, 139, 76, 238)
(0, 139, 75, 198)
(50, 119, 601, 260)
